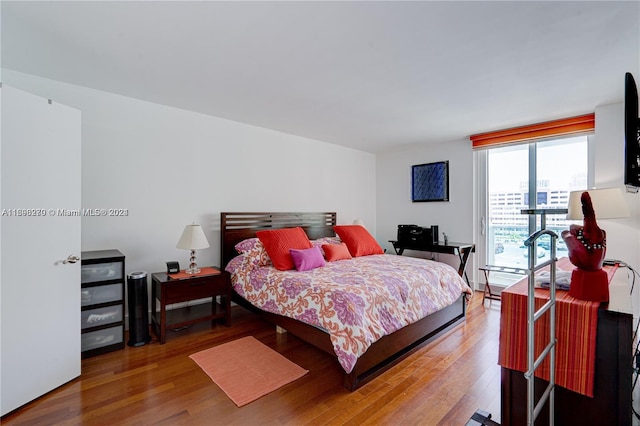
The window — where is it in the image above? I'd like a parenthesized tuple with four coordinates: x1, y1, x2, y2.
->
(475, 135, 590, 286)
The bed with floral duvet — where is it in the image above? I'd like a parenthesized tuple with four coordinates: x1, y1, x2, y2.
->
(221, 212, 472, 390)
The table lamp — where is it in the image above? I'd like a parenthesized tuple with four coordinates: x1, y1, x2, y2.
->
(176, 224, 210, 274)
(562, 187, 630, 301)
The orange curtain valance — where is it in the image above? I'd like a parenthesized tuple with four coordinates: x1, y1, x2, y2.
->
(471, 113, 595, 149)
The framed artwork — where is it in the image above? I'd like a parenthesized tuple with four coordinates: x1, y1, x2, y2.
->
(412, 161, 449, 202)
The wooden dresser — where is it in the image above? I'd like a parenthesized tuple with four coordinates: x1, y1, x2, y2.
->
(500, 268, 633, 425)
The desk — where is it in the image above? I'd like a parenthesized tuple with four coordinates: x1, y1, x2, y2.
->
(389, 240, 475, 285)
(500, 264, 632, 425)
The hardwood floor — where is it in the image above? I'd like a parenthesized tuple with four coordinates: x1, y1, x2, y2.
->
(2, 291, 502, 425)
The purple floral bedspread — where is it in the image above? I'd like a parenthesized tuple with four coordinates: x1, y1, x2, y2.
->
(226, 253, 472, 373)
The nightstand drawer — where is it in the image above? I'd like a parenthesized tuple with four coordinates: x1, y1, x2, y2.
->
(81, 305, 123, 329)
(164, 275, 228, 303)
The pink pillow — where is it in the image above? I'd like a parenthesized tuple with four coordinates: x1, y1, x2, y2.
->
(290, 246, 326, 271)
(333, 225, 384, 257)
(322, 242, 352, 262)
(256, 227, 313, 270)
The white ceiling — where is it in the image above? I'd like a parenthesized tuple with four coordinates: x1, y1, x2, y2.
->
(2, 1, 639, 153)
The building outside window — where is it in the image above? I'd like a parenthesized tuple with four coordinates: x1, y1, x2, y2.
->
(479, 135, 589, 286)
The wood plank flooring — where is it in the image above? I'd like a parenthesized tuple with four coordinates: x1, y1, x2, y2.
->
(1, 291, 503, 425)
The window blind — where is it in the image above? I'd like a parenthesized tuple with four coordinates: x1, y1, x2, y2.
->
(470, 113, 594, 149)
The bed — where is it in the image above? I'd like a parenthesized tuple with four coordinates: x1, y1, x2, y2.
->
(221, 212, 471, 390)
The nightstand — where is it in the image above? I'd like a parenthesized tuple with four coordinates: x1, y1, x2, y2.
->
(150, 267, 231, 344)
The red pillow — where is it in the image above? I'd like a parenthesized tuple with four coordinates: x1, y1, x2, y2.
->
(322, 242, 353, 262)
(333, 225, 384, 257)
(256, 227, 312, 270)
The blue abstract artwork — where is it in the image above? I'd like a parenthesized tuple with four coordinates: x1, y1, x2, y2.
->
(412, 161, 449, 202)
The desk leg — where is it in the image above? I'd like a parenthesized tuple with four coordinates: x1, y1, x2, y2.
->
(458, 247, 472, 286)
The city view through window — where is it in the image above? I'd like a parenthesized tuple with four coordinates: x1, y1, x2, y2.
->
(486, 136, 588, 278)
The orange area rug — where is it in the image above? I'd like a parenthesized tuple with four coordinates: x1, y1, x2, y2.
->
(189, 336, 308, 407)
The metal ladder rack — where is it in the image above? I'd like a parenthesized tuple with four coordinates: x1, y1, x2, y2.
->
(523, 228, 559, 425)
(467, 208, 564, 426)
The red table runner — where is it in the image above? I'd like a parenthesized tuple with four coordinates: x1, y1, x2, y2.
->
(169, 266, 220, 280)
(498, 258, 616, 397)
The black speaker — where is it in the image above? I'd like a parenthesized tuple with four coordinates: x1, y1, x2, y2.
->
(431, 226, 439, 244)
(127, 271, 150, 347)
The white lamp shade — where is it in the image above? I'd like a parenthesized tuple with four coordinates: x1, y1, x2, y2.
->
(566, 187, 630, 220)
(176, 224, 210, 250)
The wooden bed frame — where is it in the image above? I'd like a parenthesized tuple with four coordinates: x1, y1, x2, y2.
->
(220, 212, 467, 390)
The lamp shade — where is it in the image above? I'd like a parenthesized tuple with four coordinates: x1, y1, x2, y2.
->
(566, 187, 630, 220)
(353, 218, 365, 227)
(176, 224, 210, 250)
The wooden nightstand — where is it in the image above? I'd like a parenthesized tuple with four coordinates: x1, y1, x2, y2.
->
(150, 267, 231, 344)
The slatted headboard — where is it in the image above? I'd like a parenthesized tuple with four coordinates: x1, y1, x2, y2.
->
(220, 212, 337, 267)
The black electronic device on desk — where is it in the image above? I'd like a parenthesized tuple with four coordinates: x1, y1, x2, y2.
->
(391, 224, 475, 286)
(397, 224, 438, 245)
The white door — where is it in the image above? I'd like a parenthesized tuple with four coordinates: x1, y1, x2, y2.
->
(1, 85, 82, 415)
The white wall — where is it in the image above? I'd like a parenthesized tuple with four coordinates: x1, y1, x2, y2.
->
(376, 139, 474, 271)
(3, 70, 377, 277)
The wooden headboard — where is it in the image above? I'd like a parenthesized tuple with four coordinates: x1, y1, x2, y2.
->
(220, 212, 337, 267)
